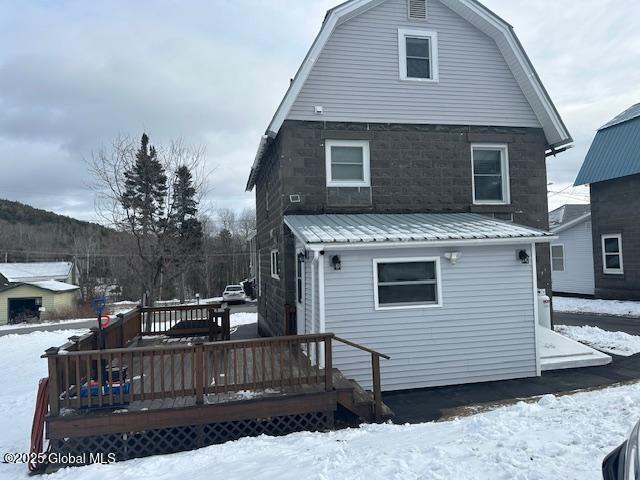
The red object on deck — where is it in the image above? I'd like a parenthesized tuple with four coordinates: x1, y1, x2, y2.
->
(100, 314, 111, 329)
(29, 377, 49, 473)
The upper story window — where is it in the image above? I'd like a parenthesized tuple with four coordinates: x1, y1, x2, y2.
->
(325, 139, 371, 188)
(551, 244, 565, 272)
(471, 144, 510, 205)
(398, 28, 439, 82)
(602, 234, 624, 275)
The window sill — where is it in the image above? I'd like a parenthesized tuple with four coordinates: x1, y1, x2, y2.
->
(326, 182, 371, 188)
(374, 303, 442, 311)
(603, 270, 624, 276)
(399, 77, 439, 83)
(271, 275, 280, 280)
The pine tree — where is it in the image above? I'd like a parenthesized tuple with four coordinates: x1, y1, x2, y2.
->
(121, 133, 168, 234)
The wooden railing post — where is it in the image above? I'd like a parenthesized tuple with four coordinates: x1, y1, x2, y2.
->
(45, 347, 60, 417)
(194, 339, 204, 405)
(222, 307, 231, 341)
(324, 336, 333, 391)
(372, 353, 382, 422)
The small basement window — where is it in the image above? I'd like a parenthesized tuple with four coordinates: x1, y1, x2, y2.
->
(325, 139, 370, 187)
(602, 234, 624, 275)
(374, 257, 442, 310)
(551, 244, 565, 272)
(398, 28, 439, 82)
(270, 249, 281, 279)
(471, 144, 510, 205)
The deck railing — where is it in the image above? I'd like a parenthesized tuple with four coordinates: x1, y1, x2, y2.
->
(44, 333, 334, 416)
(140, 304, 229, 338)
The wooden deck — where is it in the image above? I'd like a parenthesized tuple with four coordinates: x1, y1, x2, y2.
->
(41, 305, 392, 469)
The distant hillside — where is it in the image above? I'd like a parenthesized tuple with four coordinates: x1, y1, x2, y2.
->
(0, 198, 103, 229)
(0, 198, 118, 263)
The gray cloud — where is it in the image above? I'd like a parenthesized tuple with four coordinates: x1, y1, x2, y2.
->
(0, 0, 638, 221)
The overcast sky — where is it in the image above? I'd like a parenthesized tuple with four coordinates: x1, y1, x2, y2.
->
(0, 0, 638, 222)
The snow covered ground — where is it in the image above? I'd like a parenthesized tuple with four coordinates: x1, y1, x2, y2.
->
(1, 328, 640, 479)
(0, 318, 94, 331)
(554, 297, 640, 317)
(556, 325, 640, 357)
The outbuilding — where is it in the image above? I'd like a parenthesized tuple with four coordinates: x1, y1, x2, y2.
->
(0, 280, 80, 325)
(285, 213, 555, 391)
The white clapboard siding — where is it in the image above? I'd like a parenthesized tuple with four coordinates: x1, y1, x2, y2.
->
(322, 244, 537, 391)
(288, 0, 540, 128)
(552, 220, 595, 296)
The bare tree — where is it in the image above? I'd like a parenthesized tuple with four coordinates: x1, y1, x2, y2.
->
(88, 134, 210, 306)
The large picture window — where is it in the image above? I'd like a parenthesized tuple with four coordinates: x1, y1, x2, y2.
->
(325, 139, 370, 187)
(398, 28, 439, 82)
(471, 144, 510, 205)
(602, 234, 624, 275)
(373, 257, 442, 310)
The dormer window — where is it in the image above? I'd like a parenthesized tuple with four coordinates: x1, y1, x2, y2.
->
(408, 0, 427, 21)
(398, 28, 439, 82)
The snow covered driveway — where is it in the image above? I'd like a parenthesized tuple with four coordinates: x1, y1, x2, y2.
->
(554, 297, 640, 317)
(2, 328, 640, 479)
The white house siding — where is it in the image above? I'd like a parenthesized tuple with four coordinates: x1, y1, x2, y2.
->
(322, 244, 537, 391)
(288, 0, 540, 128)
(552, 220, 595, 296)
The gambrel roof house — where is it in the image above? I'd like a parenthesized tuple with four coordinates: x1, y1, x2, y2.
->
(574, 103, 640, 300)
(247, 0, 579, 391)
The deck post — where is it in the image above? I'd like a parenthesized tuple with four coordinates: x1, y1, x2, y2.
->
(194, 339, 205, 405)
(324, 336, 333, 391)
(372, 353, 382, 422)
(222, 307, 231, 341)
(45, 347, 60, 417)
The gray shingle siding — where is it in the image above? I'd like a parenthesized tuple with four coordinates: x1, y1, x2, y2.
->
(289, 0, 540, 129)
(591, 174, 640, 300)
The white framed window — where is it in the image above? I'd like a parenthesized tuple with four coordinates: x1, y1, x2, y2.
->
(551, 244, 565, 272)
(471, 144, 510, 205)
(398, 28, 439, 82)
(325, 139, 370, 187)
(602, 234, 624, 275)
(270, 249, 280, 279)
(373, 257, 443, 310)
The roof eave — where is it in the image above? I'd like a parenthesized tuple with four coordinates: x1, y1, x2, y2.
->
(550, 213, 591, 233)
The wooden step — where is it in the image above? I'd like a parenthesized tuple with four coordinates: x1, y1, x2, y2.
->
(332, 370, 394, 423)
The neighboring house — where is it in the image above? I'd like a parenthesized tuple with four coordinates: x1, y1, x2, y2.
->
(0, 262, 80, 324)
(0, 281, 80, 325)
(0, 261, 77, 285)
(246, 0, 571, 390)
(575, 104, 640, 300)
(548, 205, 594, 296)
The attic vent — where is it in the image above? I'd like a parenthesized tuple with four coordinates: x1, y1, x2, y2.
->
(408, 0, 427, 20)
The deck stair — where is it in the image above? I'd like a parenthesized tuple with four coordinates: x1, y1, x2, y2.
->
(333, 370, 394, 422)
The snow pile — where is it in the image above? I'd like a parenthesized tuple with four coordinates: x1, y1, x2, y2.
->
(555, 324, 640, 357)
(0, 329, 86, 480)
(554, 297, 640, 317)
(230, 312, 257, 328)
(24, 385, 640, 480)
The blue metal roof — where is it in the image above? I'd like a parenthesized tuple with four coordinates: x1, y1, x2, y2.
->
(575, 105, 640, 186)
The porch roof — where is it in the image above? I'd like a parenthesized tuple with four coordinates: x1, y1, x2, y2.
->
(285, 213, 554, 246)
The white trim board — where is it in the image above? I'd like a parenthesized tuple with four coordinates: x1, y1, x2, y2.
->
(246, 0, 572, 191)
